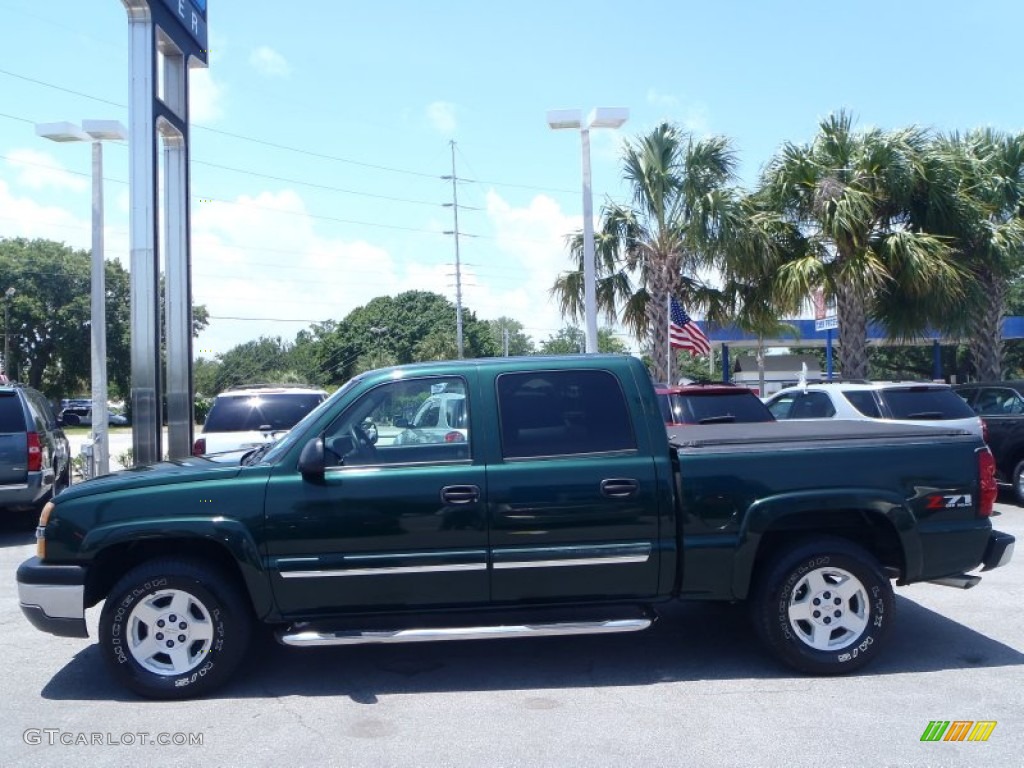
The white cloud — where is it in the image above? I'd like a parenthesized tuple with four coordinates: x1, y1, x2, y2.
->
(249, 46, 290, 77)
(426, 101, 457, 135)
(191, 189, 400, 354)
(189, 69, 226, 123)
(458, 190, 581, 343)
(0, 179, 129, 259)
(5, 149, 87, 193)
(645, 88, 711, 135)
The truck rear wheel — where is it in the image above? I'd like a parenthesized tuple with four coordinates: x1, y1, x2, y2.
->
(99, 558, 252, 699)
(751, 537, 893, 675)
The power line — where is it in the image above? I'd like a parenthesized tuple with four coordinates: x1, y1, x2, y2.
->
(190, 158, 445, 207)
(0, 68, 588, 197)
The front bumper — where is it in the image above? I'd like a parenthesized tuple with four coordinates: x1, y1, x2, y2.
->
(981, 530, 1015, 571)
(16, 556, 88, 638)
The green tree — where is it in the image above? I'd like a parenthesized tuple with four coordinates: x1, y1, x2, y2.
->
(551, 122, 740, 383)
(487, 317, 534, 356)
(193, 356, 220, 397)
(909, 129, 1024, 379)
(0, 237, 132, 399)
(760, 111, 963, 380)
(540, 325, 628, 355)
(213, 336, 305, 393)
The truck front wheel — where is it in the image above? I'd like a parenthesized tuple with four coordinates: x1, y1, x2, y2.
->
(99, 558, 252, 699)
(751, 537, 893, 675)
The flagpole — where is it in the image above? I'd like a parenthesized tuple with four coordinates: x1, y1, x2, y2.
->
(666, 294, 671, 385)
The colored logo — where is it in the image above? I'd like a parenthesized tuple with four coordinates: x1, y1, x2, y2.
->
(920, 721, 997, 742)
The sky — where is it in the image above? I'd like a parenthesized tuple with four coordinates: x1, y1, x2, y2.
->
(2, 0, 1023, 358)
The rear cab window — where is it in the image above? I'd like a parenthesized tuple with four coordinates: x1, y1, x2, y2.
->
(684, 392, 773, 423)
(497, 369, 636, 458)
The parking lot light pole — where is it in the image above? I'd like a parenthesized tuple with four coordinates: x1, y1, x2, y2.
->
(546, 107, 629, 354)
(3, 287, 14, 378)
(35, 120, 127, 477)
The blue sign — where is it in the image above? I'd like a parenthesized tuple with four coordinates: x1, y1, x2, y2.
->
(159, 0, 208, 49)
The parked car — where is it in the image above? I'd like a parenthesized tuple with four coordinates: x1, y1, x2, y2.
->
(17, 355, 1012, 698)
(765, 382, 985, 438)
(656, 382, 775, 425)
(59, 401, 129, 427)
(953, 381, 1024, 502)
(193, 386, 328, 458)
(0, 383, 71, 514)
(392, 390, 468, 444)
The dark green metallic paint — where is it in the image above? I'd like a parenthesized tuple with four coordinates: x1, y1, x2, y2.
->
(25, 355, 1009, 632)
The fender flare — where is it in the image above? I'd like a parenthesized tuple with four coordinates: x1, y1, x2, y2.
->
(81, 517, 272, 618)
(731, 487, 921, 599)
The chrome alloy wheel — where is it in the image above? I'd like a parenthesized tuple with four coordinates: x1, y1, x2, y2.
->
(126, 589, 215, 675)
(787, 565, 869, 651)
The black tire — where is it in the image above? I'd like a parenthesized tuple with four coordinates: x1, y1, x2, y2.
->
(1012, 459, 1024, 506)
(99, 558, 252, 699)
(750, 537, 893, 675)
(62, 412, 81, 427)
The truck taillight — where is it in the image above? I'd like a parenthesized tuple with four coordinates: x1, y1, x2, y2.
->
(444, 431, 465, 443)
(192, 438, 206, 456)
(978, 448, 997, 517)
(27, 432, 42, 472)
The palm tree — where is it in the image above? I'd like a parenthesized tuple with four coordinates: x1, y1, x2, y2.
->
(909, 129, 1024, 380)
(759, 111, 963, 380)
(551, 122, 739, 383)
(708, 197, 807, 394)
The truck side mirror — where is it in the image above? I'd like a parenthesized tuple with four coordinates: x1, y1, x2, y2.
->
(297, 437, 326, 478)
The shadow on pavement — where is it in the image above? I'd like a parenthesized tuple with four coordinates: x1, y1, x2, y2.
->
(40, 596, 1024, 703)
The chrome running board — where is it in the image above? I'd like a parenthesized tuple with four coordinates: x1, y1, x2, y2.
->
(276, 617, 652, 647)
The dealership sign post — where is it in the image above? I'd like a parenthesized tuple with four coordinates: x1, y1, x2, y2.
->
(812, 289, 838, 380)
(121, 0, 208, 463)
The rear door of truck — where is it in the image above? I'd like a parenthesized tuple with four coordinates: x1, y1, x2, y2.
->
(482, 365, 663, 603)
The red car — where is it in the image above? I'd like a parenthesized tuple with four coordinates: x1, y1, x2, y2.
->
(656, 383, 775, 425)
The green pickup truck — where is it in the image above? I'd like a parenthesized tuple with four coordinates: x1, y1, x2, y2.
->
(17, 355, 1015, 699)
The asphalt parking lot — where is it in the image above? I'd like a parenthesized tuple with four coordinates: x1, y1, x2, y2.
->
(1, 499, 1021, 767)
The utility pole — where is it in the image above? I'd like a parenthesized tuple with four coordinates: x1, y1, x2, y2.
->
(445, 140, 464, 358)
(503, 326, 510, 357)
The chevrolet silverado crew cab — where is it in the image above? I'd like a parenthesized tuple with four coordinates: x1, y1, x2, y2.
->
(17, 356, 1014, 699)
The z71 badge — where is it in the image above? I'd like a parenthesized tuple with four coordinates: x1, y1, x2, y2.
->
(926, 494, 974, 510)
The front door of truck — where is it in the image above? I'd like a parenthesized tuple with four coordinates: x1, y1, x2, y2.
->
(485, 368, 662, 603)
(264, 374, 488, 618)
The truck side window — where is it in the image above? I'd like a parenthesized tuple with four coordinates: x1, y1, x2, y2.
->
(496, 370, 636, 458)
(322, 377, 470, 467)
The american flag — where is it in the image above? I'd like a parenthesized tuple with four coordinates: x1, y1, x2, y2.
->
(669, 297, 711, 356)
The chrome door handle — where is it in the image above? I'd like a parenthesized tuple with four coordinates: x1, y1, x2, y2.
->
(440, 485, 480, 504)
(600, 478, 639, 498)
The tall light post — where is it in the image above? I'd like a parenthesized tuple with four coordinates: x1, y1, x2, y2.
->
(3, 287, 15, 378)
(36, 120, 127, 477)
(547, 107, 629, 354)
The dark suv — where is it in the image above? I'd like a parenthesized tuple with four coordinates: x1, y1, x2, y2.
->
(656, 383, 775, 425)
(954, 381, 1024, 503)
(0, 383, 71, 514)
